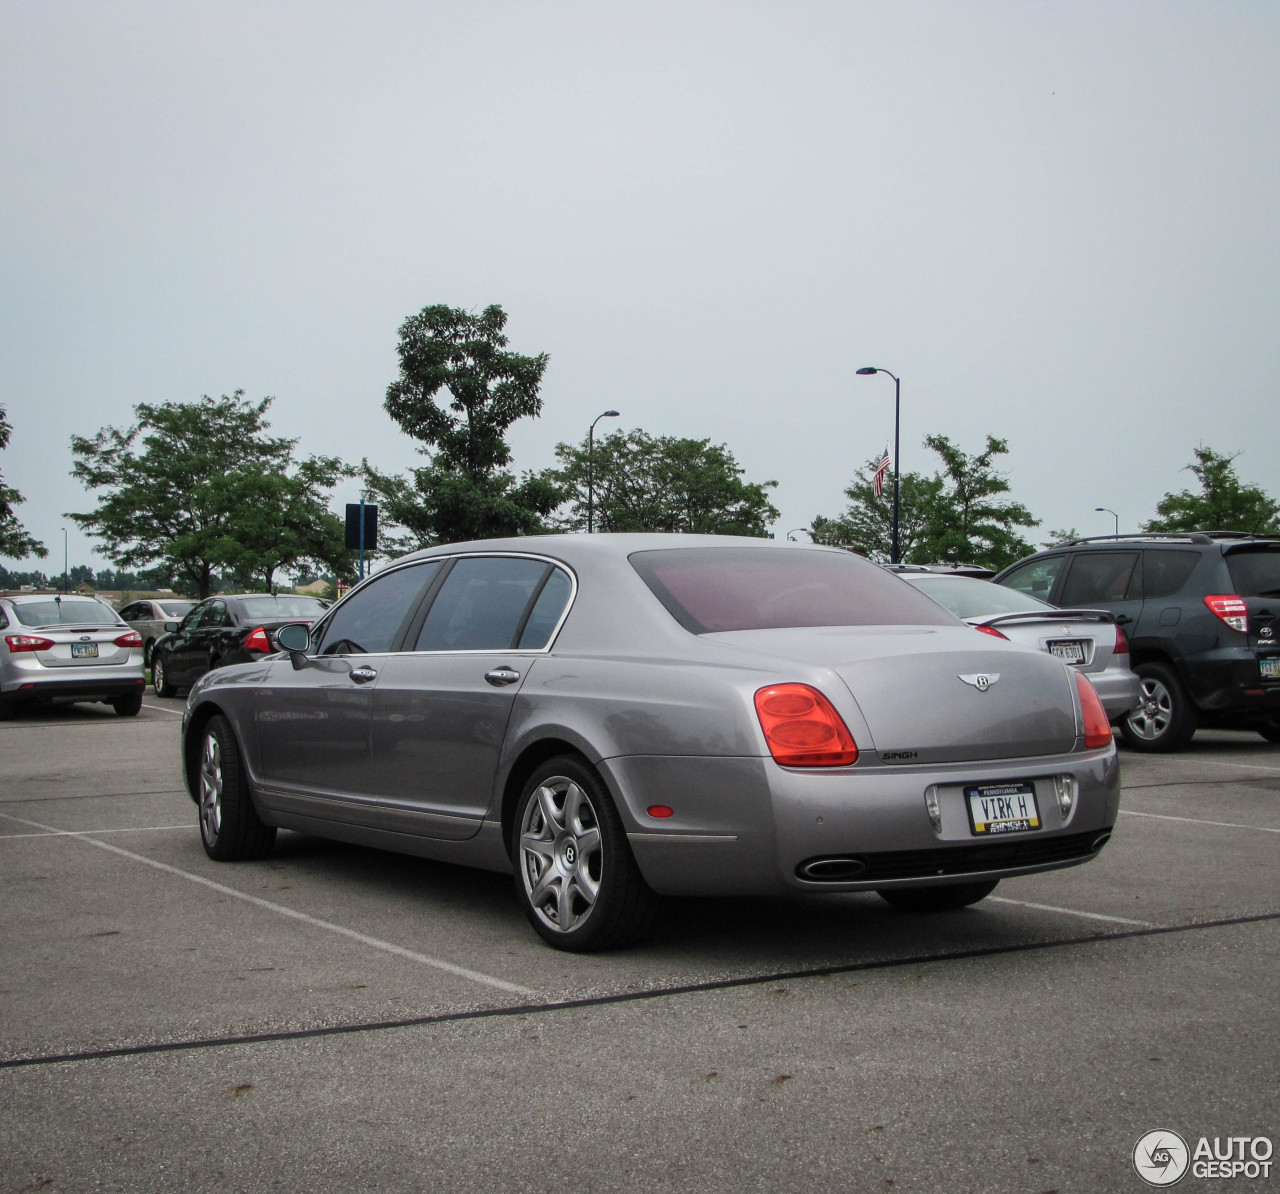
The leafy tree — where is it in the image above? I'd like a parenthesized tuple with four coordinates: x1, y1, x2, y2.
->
(0, 402, 48, 561)
(812, 434, 1039, 570)
(1143, 446, 1280, 534)
(69, 392, 353, 598)
(547, 429, 779, 535)
(362, 304, 559, 552)
(1042, 528, 1082, 547)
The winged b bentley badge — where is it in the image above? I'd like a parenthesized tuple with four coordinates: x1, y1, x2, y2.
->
(958, 673, 1000, 692)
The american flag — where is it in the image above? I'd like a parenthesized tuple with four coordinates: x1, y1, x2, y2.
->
(872, 447, 892, 498)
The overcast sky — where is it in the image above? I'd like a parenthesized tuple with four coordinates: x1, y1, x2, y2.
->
(3, 1, 1278, 575)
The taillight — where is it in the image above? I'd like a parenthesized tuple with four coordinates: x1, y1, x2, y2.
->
(1113, 623, 1129, 655)
(5, 635, 55, 653)
(1075, 672, 1112, 749)
(975, 624, 1008, 640)
(244, 626, 271, 652)
(754, 684, 859, 767)
(1204, 595, 1248, 633)
(114, 630, 143, 648)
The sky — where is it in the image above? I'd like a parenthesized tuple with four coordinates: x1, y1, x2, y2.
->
(3, 0, 1278, 576)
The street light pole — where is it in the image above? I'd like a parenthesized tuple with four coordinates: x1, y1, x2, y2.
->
(1095, 506, 1119, 537)
(856, 367, 902, 563)
(587, 410, 620, 533)
(61, 527, 68, 593)
(786, 528, 809, 542)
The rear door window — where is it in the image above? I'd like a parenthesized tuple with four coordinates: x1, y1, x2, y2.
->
(996, 555, 1065, 602)
(415, 557, 550, 651)
(1139, 550, 1200, 599)
(316, 562, 440, 655)
(1226, 549, 1280, 597)
(1058, 552, 1139, 606)
(517, 567, 574, 649)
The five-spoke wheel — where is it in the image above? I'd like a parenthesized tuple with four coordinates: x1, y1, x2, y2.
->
(1120, 662, 1197, 752)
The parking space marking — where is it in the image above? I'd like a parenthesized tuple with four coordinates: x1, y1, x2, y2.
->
(988, 896, 1151, 926)
(1120, 809, 1280, 834)
(0, 810, 535, 997)
(141, 702, 183, 716)
(0, 825, 190, 840)
(1194, 758, 1280, 775)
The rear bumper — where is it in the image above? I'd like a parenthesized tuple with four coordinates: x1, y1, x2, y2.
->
(1180, 649, 1280, 723)
(2, 674, 146, 704)
(1089, 667, 1142, 720)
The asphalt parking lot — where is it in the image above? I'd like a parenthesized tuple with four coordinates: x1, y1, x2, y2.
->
(2, 697, 1276, 1193)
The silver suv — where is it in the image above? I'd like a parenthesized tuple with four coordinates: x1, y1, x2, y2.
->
(0, 593, 146, 717)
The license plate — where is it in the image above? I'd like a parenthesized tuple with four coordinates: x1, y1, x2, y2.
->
(1048, 640, 1087, 664)
(71, 643, 99, 658)
(965, 782, 1041, 835)
(1261, 657, 1280, 680)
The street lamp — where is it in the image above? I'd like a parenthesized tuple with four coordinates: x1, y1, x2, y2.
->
(61, 527, 68, 594)
(786, 528, 809, 541)
(587, 410, 620, 533)
(856, 366, 902, 563)
(1095, 506, 1119, 537)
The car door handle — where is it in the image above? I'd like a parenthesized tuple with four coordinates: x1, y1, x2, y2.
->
(485, 666, 521, 687)
(349, 665, 378, 684)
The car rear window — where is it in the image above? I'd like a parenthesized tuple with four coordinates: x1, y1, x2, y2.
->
(12, 598, 119, 627)
(630, 547, 956, 634)
(240, 595, 329, 619)
(1225, 548, 1280, 598)
(906, 575, 1051, 619)
(159, 601, 195, 617)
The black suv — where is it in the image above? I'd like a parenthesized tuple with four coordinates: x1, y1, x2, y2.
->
(993, 533, 1280, 751)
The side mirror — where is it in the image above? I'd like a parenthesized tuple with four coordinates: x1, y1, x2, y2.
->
(276, 622, 312, 669)
(164, 621, 179, 632)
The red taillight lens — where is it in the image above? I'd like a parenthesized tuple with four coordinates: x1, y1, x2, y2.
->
(5, 635, 55, 653)
(1075, 672, 1112, 749)
(114, 630, 143, 648)
(1113, 623, 1129, 655)
(244, 626, 271, 652)
(1204, 595, 1248, 633)
(975, 624, 1008, 640)
(754, 684, 859, 767)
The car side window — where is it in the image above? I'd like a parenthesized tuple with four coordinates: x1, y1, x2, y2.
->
(0, 607, 8, 630)
(119, 603, 142, 620)
(517, 567, 573, 649)
(997, 555, 1064, 602)
(316, 562, 440, 655)
(177, 606, 204, 632)
(1058, 552, 1139, 606)
(1141, 550, 1200, 599)
(415, 557, 550, 651)
(199, 600, 230, 628)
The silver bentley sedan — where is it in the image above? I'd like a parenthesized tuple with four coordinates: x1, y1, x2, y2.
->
(180, 535, 1120, 951)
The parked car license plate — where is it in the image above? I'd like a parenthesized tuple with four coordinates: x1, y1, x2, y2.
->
(965, 782, 1041, 835)
(71, 643, 99, 658)
(1261, 657, 1280, 680)
(1048, 640, 1087, 664)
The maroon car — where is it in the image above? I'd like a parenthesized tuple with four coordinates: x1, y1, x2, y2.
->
(151, 593, 329, 696)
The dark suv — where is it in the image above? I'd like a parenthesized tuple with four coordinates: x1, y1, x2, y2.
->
(993, 533, 1280, 751)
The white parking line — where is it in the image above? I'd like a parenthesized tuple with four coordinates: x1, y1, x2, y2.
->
(1196, 758, 1280, 775)
(0, 825, 190, 840)
(142, 702, 183, 716)
(988, 896, 1152, 926)
(1120, 809, 1280, 834)
(0, 810, 535, 997)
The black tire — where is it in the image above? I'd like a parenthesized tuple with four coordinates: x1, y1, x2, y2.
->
(0, 696, 17, 721)
(1120, 661, 1197, 753)
(143, 639, 155, 668)
(197, 714, 276, 861)
(113, 692, 143, 717)
(877, 879, 999, 912)
(1258, 721, 1280, 744)
(511, 755, 658, 952)
(153, 654, 176, 698)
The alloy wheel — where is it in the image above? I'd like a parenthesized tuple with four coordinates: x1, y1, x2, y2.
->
(1127, 675, 1173, 742)
(518, 776, 603, 935)
(199, 731, 223, 844)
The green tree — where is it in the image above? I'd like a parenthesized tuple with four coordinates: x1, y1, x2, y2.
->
(69, 393, 353, 598)
(1042, 528, 1082, 548)
(1143, 446, 1280, 534)
(362, 304, 559, 552)
(547, 429, 779, 535)
(0, 402, 48, 561)
(812, 434, 1039, 570)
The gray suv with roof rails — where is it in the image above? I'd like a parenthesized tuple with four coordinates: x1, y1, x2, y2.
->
(993, 532, 1280, 751)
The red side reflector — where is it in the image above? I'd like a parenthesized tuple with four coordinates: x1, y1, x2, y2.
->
(647, 805, 674, 819)
(1204, 594, 1248, 633)
(754, 684, 859, 767)
(5, 635, 55, 653)
(975, 624, 1008, 639)
(1075, 672, 1112, 749)
(243, 626, 271, 652)
(114, 630, 143, 648)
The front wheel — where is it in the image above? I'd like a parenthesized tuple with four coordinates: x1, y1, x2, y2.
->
(1257, 721, 1280, 744)
(877, 879, 999, 912)
(198, 714, 276, 861)
(153, 654, 176, 698)
(512, 756, 658, 952)
(1120, 662, 1197, 752)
